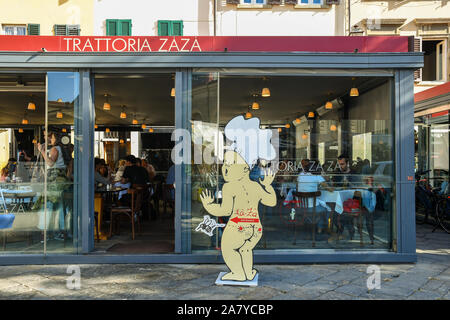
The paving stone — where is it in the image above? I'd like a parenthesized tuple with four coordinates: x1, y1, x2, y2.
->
(407, 289, 444, 300)
(335, 284, 371, 297)
(300, 279, 339, 294)
(316, 291, 357, 300)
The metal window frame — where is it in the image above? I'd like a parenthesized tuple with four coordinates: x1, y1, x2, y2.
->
(0, 51, 422, 265)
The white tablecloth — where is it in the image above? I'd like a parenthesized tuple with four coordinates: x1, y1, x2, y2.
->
(283, 186, 376, 215)
(319, 189, 376, 214)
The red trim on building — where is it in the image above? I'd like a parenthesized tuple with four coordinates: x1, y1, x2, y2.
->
(431, 110, 449, 118)
(0, 36, 410, 53)
(414, 81, 450, 103)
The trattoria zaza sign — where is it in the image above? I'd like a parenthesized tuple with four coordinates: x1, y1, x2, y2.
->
(0, 36, 410, 53)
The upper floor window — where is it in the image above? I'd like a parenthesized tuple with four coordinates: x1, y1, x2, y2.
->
(158, 20, 183, 36)
(298, 0, 323, 4)
(3, 25, 26, 35)
(106, 19, 132, 36)
(54, 24, 80, 36)
(241, 0, 266, 4)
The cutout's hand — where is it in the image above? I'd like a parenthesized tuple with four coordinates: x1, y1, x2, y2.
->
(200, 189, 215, 208)
(259, 168, 275, 188)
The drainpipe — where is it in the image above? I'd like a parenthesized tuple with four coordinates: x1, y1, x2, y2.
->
(213, 0, 217, 36)
(347, 0, 351, 36)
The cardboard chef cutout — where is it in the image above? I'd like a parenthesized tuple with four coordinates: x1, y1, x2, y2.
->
(200, 115, 277, 283)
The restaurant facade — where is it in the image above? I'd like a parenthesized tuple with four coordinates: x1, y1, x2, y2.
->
(0, 35, 422, 265)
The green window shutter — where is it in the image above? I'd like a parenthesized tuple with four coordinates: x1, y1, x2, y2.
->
(54, 24, 67, 35)
(106, 19, 118, 36)
(27, 24, 40, 35)
(172, 21, 183, 36)
(158, 20, 170, 36)
(118, 19, 132, 36)
(67, 25, 80, 35)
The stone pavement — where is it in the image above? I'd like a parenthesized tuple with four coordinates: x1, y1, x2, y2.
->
(0, 223, 448, 300)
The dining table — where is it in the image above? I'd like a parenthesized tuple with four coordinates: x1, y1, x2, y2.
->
(0, 186, 36, 213)
(94, 186, 127, 240)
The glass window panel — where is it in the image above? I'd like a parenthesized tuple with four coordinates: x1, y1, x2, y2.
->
(43, 72, 80, 253)
(0, 73, 46, 254)
(190, 72, 395, 253)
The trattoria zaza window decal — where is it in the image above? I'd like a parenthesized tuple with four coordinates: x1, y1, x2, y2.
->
(200, 115, 277, 286)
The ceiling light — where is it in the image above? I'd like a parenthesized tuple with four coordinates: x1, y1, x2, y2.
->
(251, 102, 260, 110)
(141, 123, 146, 129)
(325, 101, 333, 109)
(350, 78, 359, 97)
(148, 128, 154, 133)
(295, 118, 301, 124)
(350, 87, 359, 97)
(62, 128, 67, 133)
(119, 139, 124, 144)
(261, 87, 270, 98)
(308, 112, 315, 118)
(19, 128, 24, 133)
(132, 115, 138, 125)
(285, 123, 291, 129)
(120, 106, 127, 119)
(330, 124, 337, 131)
(171, 87, 175, 97)
(21, 117, 28, 125)
(103, 94, 111, 110)
(56, 111, 63, 119)
(27, 96, 36, 110)
(245, 111, 252, 119)
(105, 128, 110, 133)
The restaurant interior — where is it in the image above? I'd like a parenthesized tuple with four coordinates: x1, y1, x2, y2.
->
(0, 71, 396, 254)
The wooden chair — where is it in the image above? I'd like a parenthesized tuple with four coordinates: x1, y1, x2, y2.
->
(109, 188, 144, 240)
(292, 191, 322, 247)
(162, 183, 175, 218)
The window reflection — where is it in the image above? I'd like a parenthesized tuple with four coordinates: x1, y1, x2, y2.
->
(190, 73, 394, 252)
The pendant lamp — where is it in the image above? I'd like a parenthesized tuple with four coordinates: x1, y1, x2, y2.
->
(103, 94, 111, 110)
(171, 87, 175, 97)
(350, 78, 359, 97)
(56, 111, 63, 119)
(120, 106, 127, 119)
(28, 95, 36, 110)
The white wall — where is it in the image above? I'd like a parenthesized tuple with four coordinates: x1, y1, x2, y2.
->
(94, 0, 214, 36)
(217, 2, 342, 36)
(94, 0, 343, 36)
